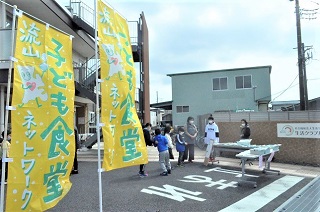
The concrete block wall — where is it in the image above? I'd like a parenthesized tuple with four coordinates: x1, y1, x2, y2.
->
(216, 121, 320, 166)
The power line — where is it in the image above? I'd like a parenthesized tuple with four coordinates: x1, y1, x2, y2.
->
(254, 75, 319, 102)
(254, 75, 299, 101)
(272, 74, 299, 100)
(308, 77, 320, 81)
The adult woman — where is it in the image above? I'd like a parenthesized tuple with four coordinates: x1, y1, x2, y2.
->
(240, 119, 251, 139)
(183, 116, 198, 163)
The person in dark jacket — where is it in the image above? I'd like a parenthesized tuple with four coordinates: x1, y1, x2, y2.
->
(143, 123, 154, 146)
(139, 123, 153, 177)
(240, 119, 251, 139)
(175, 127, 187, 167)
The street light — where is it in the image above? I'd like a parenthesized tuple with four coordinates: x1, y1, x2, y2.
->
(290, 0, 307, 110)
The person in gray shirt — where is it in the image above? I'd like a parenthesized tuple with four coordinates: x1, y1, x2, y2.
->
(183, 116, 198, 163)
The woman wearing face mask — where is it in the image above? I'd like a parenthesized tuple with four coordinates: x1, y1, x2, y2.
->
(240, 119, 251, 139)
(204, 116, 219, 166)
(183, 116, 198, 163)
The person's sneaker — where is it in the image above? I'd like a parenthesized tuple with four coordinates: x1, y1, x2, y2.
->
(160, 172, 168, 176)
(139, 171, 148, 177)
(167, 169, 171, 174)
(71, 170, 78, 174)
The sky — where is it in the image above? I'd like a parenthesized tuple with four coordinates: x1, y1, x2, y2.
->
(57, 0, 320, 104)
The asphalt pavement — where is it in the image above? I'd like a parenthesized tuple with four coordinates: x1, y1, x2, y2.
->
(46, 145, 319, 212)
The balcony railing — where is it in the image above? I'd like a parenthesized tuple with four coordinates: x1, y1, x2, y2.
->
(68, 0, 138, 44)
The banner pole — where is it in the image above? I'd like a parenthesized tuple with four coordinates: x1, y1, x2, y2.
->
(0, 5, 17, 212)
(94, 0, 103, 212)
(0, 0, 69, 36)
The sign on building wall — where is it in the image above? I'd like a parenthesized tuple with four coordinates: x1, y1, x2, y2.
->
(97, 0, 148, 171)
(7, 10, 74, 211)
(277, 123, 320, 139)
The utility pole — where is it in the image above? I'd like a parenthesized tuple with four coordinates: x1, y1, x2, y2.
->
(156, 91, 158, 103)
(138, 18, 144, 123)
(291, 0, 305, 110)
(302, 43, 309, 110)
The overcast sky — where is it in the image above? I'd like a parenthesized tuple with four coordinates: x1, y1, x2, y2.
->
(57, 0, 320, 104)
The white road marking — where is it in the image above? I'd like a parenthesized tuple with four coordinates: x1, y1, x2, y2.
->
(179, 175, 238, 190)
(219, 175, 304, 212)
(205, 167, 259, 178)
(141, 184, 206, 202)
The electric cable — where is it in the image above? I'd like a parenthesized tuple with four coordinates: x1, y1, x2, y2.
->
(272, 74, 299, 100)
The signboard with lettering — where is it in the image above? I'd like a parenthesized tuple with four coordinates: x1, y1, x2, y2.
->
(277, 123, 320, 139)
(97, 0, 148, 171)
(7, 11, 74, 211)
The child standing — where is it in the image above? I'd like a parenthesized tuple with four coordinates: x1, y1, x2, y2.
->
(204, 116, 219, 166)
(164, 126, 174, 160)
(154, 129, 171, 176)
(175, 127, 187, 167)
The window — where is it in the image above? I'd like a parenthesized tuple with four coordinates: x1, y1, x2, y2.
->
(176, 106, 189, 113)
(235, 75, 252, 89)
(5, 15, 13, 29)
(212, 77, 228, 90)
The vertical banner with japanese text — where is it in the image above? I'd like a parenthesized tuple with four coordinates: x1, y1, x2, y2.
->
(97, 0, 148, 171)
(6, 11, 74, 211)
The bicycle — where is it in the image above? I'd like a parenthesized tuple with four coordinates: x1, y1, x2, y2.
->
(195, 135, 207, 150)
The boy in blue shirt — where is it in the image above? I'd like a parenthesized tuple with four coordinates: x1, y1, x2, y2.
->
(154, 128, 171, 176)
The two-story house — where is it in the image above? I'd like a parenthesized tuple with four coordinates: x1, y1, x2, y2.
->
(167, 65, 272, 126)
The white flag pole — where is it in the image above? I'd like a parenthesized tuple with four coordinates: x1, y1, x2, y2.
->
(0, 4, 17, 212)
(94, 0, 103, 212)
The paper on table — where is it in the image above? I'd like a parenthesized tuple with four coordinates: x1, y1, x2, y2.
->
(259, 156, 263, 169)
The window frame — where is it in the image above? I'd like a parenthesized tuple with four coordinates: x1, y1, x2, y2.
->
(212, 77, 228, 91)
(235, 75, 252, 89)
(176, 105, 190, 113)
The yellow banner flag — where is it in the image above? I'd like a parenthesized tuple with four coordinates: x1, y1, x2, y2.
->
(97, 0, 148, 171)
(6, 12, 74, 211)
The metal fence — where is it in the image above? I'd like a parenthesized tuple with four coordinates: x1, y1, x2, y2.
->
(201, 110, 320, 122)
(69, 0, 94, 28)
(69, 0, 139, 45)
